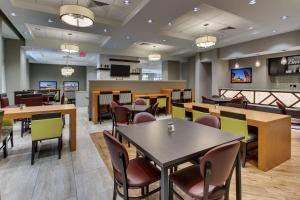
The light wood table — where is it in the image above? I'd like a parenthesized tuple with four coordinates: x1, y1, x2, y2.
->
(184, 102, 291, 171)
(2, 104, 77, 152)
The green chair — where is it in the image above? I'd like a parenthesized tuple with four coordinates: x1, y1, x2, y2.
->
(157, 96, 167, 115)
(0, 111, 14, 158)
(220, 111, 258, 167)
(31, 113, 63, 165)
(53, 92, 60, 102)
(192, 106, 209, 122)
(172, 103, 186, 120)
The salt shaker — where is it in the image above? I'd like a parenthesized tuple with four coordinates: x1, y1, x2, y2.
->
(168, 122, 175, 132)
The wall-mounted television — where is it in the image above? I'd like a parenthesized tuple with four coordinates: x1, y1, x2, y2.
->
(39, 81, 57, 89)
(110, 65, 130, 77)
(231, 68, 252, 83)
(63, 81, 79, 91)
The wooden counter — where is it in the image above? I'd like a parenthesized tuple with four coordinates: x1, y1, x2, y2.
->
(184, 102, 291, 171)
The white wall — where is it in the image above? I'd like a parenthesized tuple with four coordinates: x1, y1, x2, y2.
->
(86, 66, 97, 91)
(20, 47, 30, 90)
(0, 23, 6, 93)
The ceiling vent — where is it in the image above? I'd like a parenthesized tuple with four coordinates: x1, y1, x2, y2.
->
(219, 26, 236, 31)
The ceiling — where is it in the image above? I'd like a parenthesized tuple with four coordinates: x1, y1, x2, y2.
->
(1, 20, 19, 39)
(1, 0, 300, 61)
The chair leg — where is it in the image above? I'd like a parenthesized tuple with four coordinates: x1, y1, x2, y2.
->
(21, 120, 24, 137)
(3, 139, 7, 158)
(31, 141, 35, 165)
(113, 181, 117, 200)
(10, 130, 14, 147)
(242, 142, 247, 168)
(169, 179, 173, 200)
(35, 141, 38, 152)
(58, 137, 62, 159)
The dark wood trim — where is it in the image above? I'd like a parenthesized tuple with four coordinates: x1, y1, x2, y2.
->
(109, 58, 140, 63)
(0, 9, 25, 43)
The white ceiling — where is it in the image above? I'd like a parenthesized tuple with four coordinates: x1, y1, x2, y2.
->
(1, 0, 300, 61)
(1, 21, 19, 39)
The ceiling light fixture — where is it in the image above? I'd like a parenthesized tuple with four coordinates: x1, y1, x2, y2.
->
(255, 55, 261, 67)
(61, 43, 79, 53)
(249, 0, 256, 5)
(60, 1, 95, 27)
(61, 55, 75, 77)
(193, 7, 199, 12)
(48, 18, 53, 23)
(248, 26, 254, 30)
(148, 19, 153, 23)
(168, 22, 172, 26)
(10, 12, 16, 16)
(273, 30, 277, 33)
(126, 36, 130, 40)
(162, 39, 166, 42)
(281, 15, 288, 20)
(124, 0, 130, 5)
(148, 54, 161, 61)
(104, 28, 107, 32)
(195, 24, 217, 48)
(235, 60, 240, 69)
(281, 56, 288, 65)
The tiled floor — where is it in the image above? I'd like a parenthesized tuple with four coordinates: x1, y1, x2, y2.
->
(0, 107, 117, 200)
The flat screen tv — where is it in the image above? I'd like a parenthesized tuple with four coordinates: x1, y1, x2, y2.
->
(64, 81, 79, 91)
(39, 81, 57, 89)
(231, 68, 252, 83)
(110, 65, 130, 77)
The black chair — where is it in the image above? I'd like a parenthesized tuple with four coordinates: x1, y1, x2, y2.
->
(99, 91, 113, 123)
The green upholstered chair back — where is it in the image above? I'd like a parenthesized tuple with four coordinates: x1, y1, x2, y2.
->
(192, 106, 209, 122)
(172, 103, 185, 120)
(31, 113, 62, 141)
(220, 111, 248, 142)
(0, 110, 13, 127)
(157, 96, 167, 108)
(53, 92, 60, 101)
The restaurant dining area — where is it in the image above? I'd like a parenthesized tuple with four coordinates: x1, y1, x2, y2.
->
(1, 0, 300, 200)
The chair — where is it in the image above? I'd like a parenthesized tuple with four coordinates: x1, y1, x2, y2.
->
(137, 96, 150, 106)
(148, 102, 159, 116)
(192, 106, 209, 122)
(172, 103, 185, 120)
(195, 115, 220, 129)
(171, 89, 181, 103)
(169, 141, 240, 200)
(0, 111, 14, 158)
(31, 113, 63, 165)
(114, 106, 131, 141)
(134, 98, 147, 106)
(276, 101, 300, 126)
(202, 96, 215, 104)
(220, 111, 257, 167)
(103, 131, 161, 200)
(0, 97, 10, 108)
(183, 89, 192, 103)
(19, 94, 43, 106)
(156, 96, 167, 115)
(99, 91, 113, 123)
(110, 101, 120, 135)
(133, 112, 156, 124)
(60, 93, 67, 128)
(119, 91, 132, 105)
(53, 92, 60, 102)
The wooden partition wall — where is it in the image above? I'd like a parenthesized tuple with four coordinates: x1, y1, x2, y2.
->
(89, 80, 186, 123)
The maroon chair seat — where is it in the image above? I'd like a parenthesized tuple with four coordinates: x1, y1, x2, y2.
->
(133, 112, 156, 124)
(169, 141, 240, 200)
(134, 98, 147, 105)
(195, 115, 220, 129)
(114, 157, 160, 187)
(103, 131, 160, 199)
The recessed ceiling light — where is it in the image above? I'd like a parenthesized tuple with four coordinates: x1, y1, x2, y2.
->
(168, 22, 172, 26)
(281, 15, 288, 20)
(273, 30, 277, 33)
(10, 12, 16, 16)
(126, 36, 130, 39)
(48, 18, 53, 23)
(162, 39, 166, 42)
(148, 19, 153, 23)
(249, 0, 256, 5)
(248, 26, 254, 30)
(124, 0, 130, 5)
(193, 7, 199, 12)
(104, 28, 107, 32)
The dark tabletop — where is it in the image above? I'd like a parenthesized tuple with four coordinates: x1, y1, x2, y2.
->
(122, 104, 150, 112)
(117, 118, 243, 168)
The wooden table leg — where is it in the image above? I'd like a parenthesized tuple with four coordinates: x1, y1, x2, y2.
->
(69, 109, 77, 151)
(160, 167, 169, 200)
(257, 118, 291, 171)
(236, 151, 242, 200)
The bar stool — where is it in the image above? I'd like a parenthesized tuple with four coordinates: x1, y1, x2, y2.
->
(171, 89, 181, 103)
(99, 91, 113, 123)
(183, 89, 192, 102)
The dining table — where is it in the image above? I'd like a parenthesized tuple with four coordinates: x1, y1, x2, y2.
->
(117, 118, 243, 200)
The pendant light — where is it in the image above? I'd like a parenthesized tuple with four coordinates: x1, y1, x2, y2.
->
(148, 45, 161, 61)
(60, 33, 80, 53)
(281, 56, 288, 65)
(61, 54, 75, 77)
(235, 59, 240, 69)
(60, 0, 95, 27)
(195, 24, 217, 48)
(255, 55, 261, 67)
